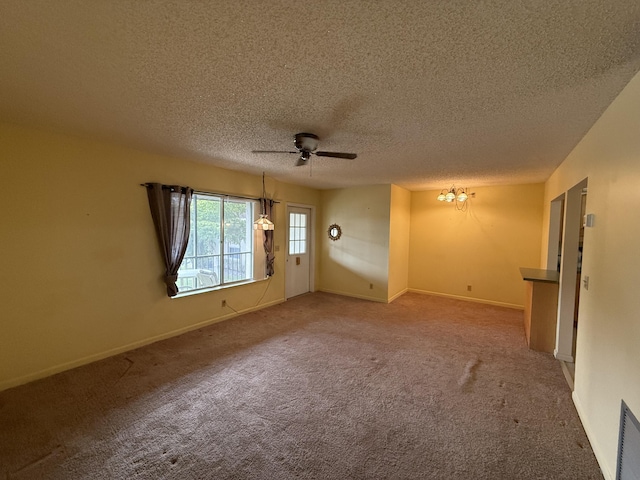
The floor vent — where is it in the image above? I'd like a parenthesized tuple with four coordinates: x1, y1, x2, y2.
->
(617, 400, 640, 480)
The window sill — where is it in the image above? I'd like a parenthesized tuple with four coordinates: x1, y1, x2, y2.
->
(172, 277, 270, 299)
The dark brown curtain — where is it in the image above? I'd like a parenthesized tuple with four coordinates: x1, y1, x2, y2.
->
(261, 198, 275, 277)
(145, 183, 193, 297)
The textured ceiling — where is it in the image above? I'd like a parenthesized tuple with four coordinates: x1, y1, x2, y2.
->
(2, 1, 640, 190)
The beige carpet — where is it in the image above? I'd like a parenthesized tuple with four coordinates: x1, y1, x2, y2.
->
(0, 292, 602, 479)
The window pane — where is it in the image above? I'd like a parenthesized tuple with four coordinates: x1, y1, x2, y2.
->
(195, 196, 221, 256)
(223, 199, 253, 282)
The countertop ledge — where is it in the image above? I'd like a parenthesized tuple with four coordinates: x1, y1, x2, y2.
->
(520, 268, 559, 283)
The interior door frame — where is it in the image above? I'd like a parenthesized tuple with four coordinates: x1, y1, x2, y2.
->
(550, 178, 588, 362)
(285, 202, 316, 299)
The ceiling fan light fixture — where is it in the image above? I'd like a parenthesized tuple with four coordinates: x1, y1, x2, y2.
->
(294, 132, 319, 152)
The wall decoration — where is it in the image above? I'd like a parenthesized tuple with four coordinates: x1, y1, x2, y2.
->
(328, 224, 342, 241)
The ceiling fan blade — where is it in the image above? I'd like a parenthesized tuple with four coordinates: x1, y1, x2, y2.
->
(252, 150, 298, 154)
(315, 151, 357, 159)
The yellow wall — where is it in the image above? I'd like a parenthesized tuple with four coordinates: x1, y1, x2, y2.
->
(0, 123, 321, 390)
(319, 185, 391, 302)
(409, 184, 544, 308)
(541, 72, 640, 480)
(388, 185, 411, 301)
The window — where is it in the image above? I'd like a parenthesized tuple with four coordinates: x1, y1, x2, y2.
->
(176, 193, 262, 293)
(289, 212, 307, 255)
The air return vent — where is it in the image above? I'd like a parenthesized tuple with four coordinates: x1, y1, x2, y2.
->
(617, 401, 640, 480)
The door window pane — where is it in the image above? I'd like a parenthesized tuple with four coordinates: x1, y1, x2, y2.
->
(289, 212, 307, 255)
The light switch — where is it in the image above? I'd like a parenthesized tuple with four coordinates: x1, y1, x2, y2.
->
(584, 214, 595, 227)
(583, 276, 589, 290)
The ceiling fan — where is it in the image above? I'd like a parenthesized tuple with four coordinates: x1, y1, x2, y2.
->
(252, 132, 357, 166)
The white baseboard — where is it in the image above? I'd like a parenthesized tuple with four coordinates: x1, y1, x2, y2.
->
(318, 288, 387, 303)
(407, 289, 524, 310)
(0, 297, 285, 392)
(559, 361, 574, 391)
(388, 288, 409, 303)
(572, 391, 613, 480)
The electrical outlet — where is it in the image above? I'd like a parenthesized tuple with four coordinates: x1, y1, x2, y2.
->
(467, 285, 472, 291)
(274, 245, 280, 252)
(582, 276, 589, 290)
(221, 299, 227, 307)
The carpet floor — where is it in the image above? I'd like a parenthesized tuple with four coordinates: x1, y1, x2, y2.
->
(0, 292, 602, 479)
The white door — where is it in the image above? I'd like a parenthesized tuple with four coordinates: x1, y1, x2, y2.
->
(285, 206, 311, 299)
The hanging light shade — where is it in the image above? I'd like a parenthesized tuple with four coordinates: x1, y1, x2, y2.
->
(437, 191, 447, 201)
(254, 214, 275, 230)
(445, 191, 456, 202)
(253, 172, 275, 230)
(457, 190, 468, 202)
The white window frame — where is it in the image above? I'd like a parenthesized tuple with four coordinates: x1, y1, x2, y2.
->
(176, 193, 266, 295)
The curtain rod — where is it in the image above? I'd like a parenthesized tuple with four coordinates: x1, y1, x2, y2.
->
(140, 183, 280, 204)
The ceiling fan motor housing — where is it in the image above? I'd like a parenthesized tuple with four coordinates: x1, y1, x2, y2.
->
(294, 132, 319, 152)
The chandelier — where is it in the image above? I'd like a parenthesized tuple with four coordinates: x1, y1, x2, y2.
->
(437, 186, 472, 211)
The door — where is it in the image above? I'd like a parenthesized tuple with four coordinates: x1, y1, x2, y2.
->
(285, 206, 311, 299)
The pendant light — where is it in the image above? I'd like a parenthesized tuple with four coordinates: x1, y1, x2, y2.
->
(254, 172, 275, 231)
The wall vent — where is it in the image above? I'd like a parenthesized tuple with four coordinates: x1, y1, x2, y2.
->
(617, 400, 640, 480)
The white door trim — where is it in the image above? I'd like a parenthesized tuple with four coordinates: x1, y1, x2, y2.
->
(546, 194, 565, 271)
(553, 178, 587, 362)
(285, 202, 316, 299)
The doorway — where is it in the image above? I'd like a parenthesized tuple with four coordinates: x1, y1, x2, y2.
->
(285, 204, 314, 299)
(552, 178, 588, 374)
